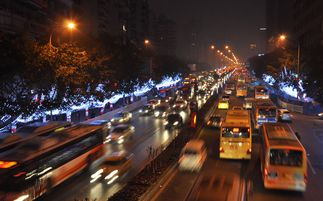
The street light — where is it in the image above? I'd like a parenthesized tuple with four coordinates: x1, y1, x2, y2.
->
(210, 45, 215, 50)
(144, 39, 150, 45)
(49, 20, 77, 48)
(225, 45, 229, 49)
(278, 34, 301, 75)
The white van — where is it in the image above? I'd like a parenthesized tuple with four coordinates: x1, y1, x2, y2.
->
(178, 139, 207, 172)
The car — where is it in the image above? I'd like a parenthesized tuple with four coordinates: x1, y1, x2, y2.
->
(243, 100, 252, 110)
(154, 104, 169, 118)
(207, 115, 223, 128)
(221, 95, 230, 101)
(196, 90, 208, 100)
(90, 151, 133, 184)
(105, 124, 134, 144)
(224, 88, 233, 95)
(110, 112, 132, 125)
(147, 99, 159, 107)
(186, 174, 240, 201)
(178, 139, 207, 172)
(278, 109, 292, 122)
(172, 100, 188, 111)
(139, 104, 154, 116)
(218, 100, 229, 109)
(232, 106, 243, 110)
(318, 112, 323, 120)
(164, 113, 184, 129)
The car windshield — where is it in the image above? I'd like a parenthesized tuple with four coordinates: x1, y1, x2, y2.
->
(167, 115, 180, 122)
(259, 108, 276, 117)
(155, 106, 167, 111)
(112, 127, 127, 132)
(270, 149, 303, 167)
(104, 157, 126, 166)
(210, 116, 221, 122)
(183, 149, 198, 155)
(114, 113, 124, 118)
(222, 127, 250, 138)
(143, 105, 152, 110)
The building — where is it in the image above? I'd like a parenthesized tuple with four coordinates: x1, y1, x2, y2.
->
(0, 0, 49, 38)
(151, 15, 176, 56)
(73, 0, 149, 45)
(293, 0, 323, 49)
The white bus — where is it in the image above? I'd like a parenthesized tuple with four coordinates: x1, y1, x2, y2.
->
(0, 124, 106, 201)
(220, 110, 252, 159)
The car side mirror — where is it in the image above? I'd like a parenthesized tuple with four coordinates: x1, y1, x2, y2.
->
(295, 132, 301, 141)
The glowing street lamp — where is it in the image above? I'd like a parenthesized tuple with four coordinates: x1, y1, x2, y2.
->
(144, 39, 150, 45)
(279, 34, 286, 41)
(49, 19, 77, 47)
(210, 45, 215, 50)
(225, 45, 229, 49)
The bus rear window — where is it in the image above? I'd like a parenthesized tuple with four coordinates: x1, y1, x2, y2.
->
(270, 149, 303, 167)
(259, 108, 276, 117)
(222, 127, 250, 138)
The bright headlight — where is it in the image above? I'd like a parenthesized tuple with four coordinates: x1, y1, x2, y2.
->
(173, 121, 179, 126)
(163, 121, 168, 125)
(318, 113, 323, 117)
(139, 109, 143, 112)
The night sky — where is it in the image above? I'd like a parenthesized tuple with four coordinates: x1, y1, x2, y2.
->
(150, 0, 266, 63)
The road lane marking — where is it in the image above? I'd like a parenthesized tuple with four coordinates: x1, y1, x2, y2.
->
(307, 158, 317, 175)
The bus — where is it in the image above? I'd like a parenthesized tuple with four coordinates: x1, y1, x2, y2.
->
(0, 121, 71, 154)
(260, 123, 307, 191)
(0, 124, 106, 201)
(178, 85, 194, 100)
(219, 110, 252, 159)
(236, 84, 248, 97)
(252, 100, 278, 129)
(237, 76, 245, 83)
(255, 86, 269, 99)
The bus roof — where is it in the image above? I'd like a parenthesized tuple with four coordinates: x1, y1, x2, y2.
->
(254, 100, 275, 107)
(0, 124, 102, 163)
(263, 123, 301, 148)
(222, 110, 251, 128)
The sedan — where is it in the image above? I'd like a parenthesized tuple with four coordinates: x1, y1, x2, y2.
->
(207, 115, 223, 128)
(105, 124, 134, 144)
(172, 100, 188, 111)
(278, 109, 292, 122)
(111, 112, 132, 125)
(164, 113, 184, 129)
(90, 151, 133, 184)
(154, 104, 169, 118)
(139, 104, 154, 116)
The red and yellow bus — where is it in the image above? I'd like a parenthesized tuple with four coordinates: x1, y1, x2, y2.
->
(255, 86, 269, 100)
(0, 124, 106, 201)
(260, 123, 307, 192)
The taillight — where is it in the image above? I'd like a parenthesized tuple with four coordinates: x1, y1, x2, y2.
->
(304, 174, 308, 183)
(219, 147, 224, 153)
(0, 161, 17, 169)
(247, 148, 252, 154)
(264, 168, 268, 177)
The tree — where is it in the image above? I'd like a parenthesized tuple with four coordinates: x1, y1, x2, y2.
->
(302, 46, 323, 103)
(153, 55, 188, 82)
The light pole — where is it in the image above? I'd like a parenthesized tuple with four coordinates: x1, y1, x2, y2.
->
(49, 20, 77, 48)
(144, 39, 153, 76)
(279, 34, 301, 75)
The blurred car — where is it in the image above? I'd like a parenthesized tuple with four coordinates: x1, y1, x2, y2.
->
(224, 88, 233, 95)
(164, 113, 184, 129)
(218, 100, 229, 110)
(318, 112, 323, 120)
(111, 112, 132, 125)
(81, 119, 111, 135)
(105, 124, 134, 144)
(196, 90, 208, 100)
(232, 106, 243, 110)
(172, 100, 188, 111)
(207, 115, 223, 128)
(139, 104, 154, 116)
(186, 174, 240, 201)
(243, 100, 252, 110)
(90, 151, 133, 184)
(278, 109, 292, 122)
(154, 104, 169, 118)
(178, 139, 207, 172)
(221, 95, 230, 101)
(147, 99, 159, 107)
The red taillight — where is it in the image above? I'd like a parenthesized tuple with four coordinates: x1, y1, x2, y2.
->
(304, 174, 308, 183)
(219, 147, 224, 153)
(264, 168, 268, 177)
(247, 148, 252, 154)
(14, 172, 26, 177)
(0, 161, 17, 169)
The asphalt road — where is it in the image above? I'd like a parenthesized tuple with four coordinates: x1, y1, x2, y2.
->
(39, 98, 208, 201)
(155, 91, 323, 201)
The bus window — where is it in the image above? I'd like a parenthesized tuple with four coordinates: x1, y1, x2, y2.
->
(222, 127, 250, 138)
(269, 149, 303, 167)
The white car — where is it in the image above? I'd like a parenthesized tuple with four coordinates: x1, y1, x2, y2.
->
(243, 101, 252, 109)
(178, 139, 207, 172)
(111, 112, 132, 125)
(278, 109, 292, 122)
(318, 112, 323, 120)
(106, 124, 134, 144)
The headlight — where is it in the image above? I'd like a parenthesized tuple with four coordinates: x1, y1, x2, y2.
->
(162, 112, 166, 117)
(318, 113, 323, 116)
(173, 121, 179, 126)
(164, 121, 169, 125)
(139, 109, 143, 112)
(144, 110, 148, 113)
(173, 105, 176, 108)
(111, 119, 115, 122)
(105, 170, 119, 180)
(119, 119, 124, 122)
(154, 111, 160, 117)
